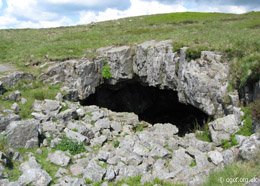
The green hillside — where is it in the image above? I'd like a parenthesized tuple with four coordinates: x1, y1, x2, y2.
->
(0, 11, 260, 88)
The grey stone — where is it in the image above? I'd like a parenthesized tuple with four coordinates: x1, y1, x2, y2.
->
(239, 133, 260, 160)
(41, 99, 61, 115)
(11, 103, 20, 114)
(209, 114, 240, 145)
(95, 118, 110, 130)
(21, 97, 27, 104)
(105, 166, 116, 181)
(57, 109, 78, 122)
(33, 100, 43, 112)
(31, 112, 49, 121)
(6, 119, 40, 148)
(48, 150, 71, 167)
(70, 164, 84, 176)
(55, 168, 69, 178)
(65, 128, 89, 144)
(18, 168, 52, 186)
(91, 135, 107, 146)
(245, 177, 260, 186)
(150, 143, 171, 158)
(208, 151, 223, 165)
(25, 137, 39, 149)
(83, 159, 106, 182)
(0, 72, 35, 87)
(152, 123, 179, 136)
(5, 90, 21, 101)
(98, 150, 110, 161)
(111, 121, 122, 132)
(19, 157, 41, 172)
(56, 176, 86, 186)
(0, 114, 20, 132)
(222, 149, 235, 165)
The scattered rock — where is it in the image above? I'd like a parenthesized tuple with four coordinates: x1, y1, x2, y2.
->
(239, 133, 260, 160)
(5, 119, 40, 148)
(48, 151, 71, 167)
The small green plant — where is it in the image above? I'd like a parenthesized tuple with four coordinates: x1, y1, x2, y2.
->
(113, 140, 120, 148)
(60, 104, 69, 112)
(102, 64, 112, 79)
(190, 160, 197, 167)
(0, 134, 8, 154)
(194, 119, 212, 142)
(186, 47, 205, 61)
(248, 97, 260, 121)
(172, 43, 184, 53)
(72, 128, 78, 132)
(91, 121, 95, 126)
(236, 107, 253, 136)
(135, 124, 144, 133)
(85, 178, 93, 184)
(54, 137, 86, 155)
(221, 134, 238, 149)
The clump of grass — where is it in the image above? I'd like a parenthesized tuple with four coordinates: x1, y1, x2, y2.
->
(190, 160, 197, 167)
(248, 97, 260, 121)
(195, 120, 212, 142)
(54, 137, 86, 155)
(172, 42, 184, 53)
(186, 47, 207, 61)
(113, 140, 120, 148)
(0, 134, 8, 154)
(236, 107, 253, 136)
(135, 124, 144, 133)
(221, 134, 238, 150)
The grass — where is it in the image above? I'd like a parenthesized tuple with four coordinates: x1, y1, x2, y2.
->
(54, 137, 87, 155)
(0, 80, 63, 119)
(115, 175, 186, 186)
(236, 107, 253, 136)
(194, 120, 212, 142)
(221, 134, 238, 150)
(203, 152, 260, 186)
(0, 12, 259, 88)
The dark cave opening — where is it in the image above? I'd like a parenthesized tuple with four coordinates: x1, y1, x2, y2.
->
(81, 80, 210, 136)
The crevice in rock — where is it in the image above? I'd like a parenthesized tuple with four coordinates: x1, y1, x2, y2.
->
(81, 80, 210, 136)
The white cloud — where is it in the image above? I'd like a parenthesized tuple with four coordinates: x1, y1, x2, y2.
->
(0, 0, 257, 29)
(79, 0, 187, 24)
(5, 0, 58, 21)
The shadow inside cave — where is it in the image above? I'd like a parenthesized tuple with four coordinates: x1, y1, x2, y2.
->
(81, 80, 210, 136)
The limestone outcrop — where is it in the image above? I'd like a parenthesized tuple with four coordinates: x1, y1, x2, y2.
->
(41, 40, 233, 118)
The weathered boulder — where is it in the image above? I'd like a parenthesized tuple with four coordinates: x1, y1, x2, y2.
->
(0, 114, 20, 132)
(18, 168, 52, 186)
(208, 114, 240, 145)
(55, 176, 86, 186)
(48, 150, 71, 167)
(83, 159, 106, 182)
(19, 157, 52, 186)
(5, 119, 40, 148)
(178, 50, 229, 117)
(239, 133, 260, 160)
(0, 72, 35, 87)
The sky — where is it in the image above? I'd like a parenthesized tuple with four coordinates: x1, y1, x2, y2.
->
(0, 0, 259, 29)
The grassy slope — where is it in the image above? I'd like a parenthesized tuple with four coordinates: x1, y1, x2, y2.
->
(0, 12, 260, 88)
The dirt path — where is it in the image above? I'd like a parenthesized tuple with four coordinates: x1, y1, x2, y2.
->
(0, 64, 16, 73)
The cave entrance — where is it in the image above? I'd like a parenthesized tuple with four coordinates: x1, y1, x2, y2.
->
(81, 80, 209, 136)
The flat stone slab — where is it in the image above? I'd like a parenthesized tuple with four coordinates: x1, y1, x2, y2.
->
(0, 64, 16, 73)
